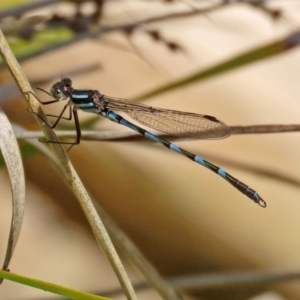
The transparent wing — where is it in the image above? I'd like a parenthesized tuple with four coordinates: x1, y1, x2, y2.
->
(104, 96, 230, 139)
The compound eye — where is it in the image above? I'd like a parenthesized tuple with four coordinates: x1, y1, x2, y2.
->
(51, 87, 63, 99)
(63, 78, 72, 88)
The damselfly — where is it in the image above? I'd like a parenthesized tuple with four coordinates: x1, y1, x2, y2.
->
(33, 77, 266, 208)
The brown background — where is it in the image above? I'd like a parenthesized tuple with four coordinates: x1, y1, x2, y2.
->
(1, 1, 300, 299)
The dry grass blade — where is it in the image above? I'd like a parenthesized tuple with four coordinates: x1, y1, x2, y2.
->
(0, 107, 25, 283)
(13, 122, 300, 142)
(0, 29, 136, 300)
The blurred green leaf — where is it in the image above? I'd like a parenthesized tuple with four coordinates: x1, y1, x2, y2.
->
(0, 270, 111, 300)
(8, 28, 72, 57)
(0, 0, 29, 10)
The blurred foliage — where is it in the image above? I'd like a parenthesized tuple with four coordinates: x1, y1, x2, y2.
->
(8, 28, 72, 57)
(1, 0, 28, 10)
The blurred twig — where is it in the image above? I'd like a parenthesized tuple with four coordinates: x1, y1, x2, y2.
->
(13, 124, 300, 142)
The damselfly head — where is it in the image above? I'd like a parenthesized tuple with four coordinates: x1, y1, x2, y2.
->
(50, 78, 73, 100)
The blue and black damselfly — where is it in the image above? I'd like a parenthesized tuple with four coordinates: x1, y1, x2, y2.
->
(33, 77, 266, 208)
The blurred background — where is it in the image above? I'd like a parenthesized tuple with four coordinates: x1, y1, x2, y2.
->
(1, 0, 300, 299)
